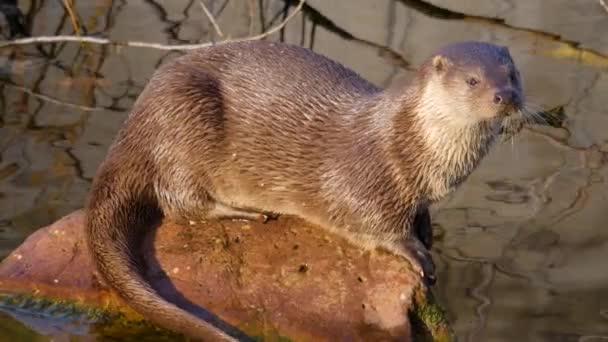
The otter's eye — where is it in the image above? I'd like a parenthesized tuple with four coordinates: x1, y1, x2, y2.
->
(466, 77, 479, 87)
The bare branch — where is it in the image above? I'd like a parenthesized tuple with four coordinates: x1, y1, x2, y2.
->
(600, 0, 608, 13)
(0, 0, 305, 50)
(199, 1, 224, 38)
(3, 82, 104, 112)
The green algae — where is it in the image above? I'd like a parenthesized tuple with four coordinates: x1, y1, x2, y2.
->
(0, 292, 185, 341)
(238, 320, 294, 342)
(0, 293, 108, 323)
(0, 292, 293, 341)
(0, 287, 451, 341)
(408, 286, 453, 342)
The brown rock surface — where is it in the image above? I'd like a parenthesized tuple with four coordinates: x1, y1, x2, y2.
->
(0, 210, 449, 341)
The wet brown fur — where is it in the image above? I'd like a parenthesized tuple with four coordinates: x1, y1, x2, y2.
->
(85, 40, 524, 340)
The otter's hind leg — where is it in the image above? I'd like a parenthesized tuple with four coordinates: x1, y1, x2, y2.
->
(157, 178, 275, 223)
(208, 202, 273, 223)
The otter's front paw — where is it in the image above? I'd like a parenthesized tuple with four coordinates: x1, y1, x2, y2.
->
(385, 238, 437, 286)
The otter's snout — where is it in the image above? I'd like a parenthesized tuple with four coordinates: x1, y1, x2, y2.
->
(493, 89, 517, 106)
(493, 89, 521, 115)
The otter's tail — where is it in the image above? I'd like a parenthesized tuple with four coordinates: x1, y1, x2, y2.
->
(85, 179, 237, 341)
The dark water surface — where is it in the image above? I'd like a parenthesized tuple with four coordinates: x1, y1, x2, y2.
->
(0, 0, 607, 341)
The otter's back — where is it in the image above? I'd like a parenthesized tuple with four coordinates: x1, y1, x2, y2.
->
(121, 41, 382, 217)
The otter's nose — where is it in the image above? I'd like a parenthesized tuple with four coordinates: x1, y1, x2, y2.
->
(493, 89, 519, 106)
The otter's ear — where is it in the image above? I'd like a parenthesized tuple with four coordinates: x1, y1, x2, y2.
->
(432, 55, 451, 73)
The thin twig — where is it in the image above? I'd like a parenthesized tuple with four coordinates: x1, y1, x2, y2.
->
(0, 0, 305, 50)
(62, 0, 80, 35)
(199, 1, 224, 38)
(600, 0, 608, 13)
(3, 82, 103, 111)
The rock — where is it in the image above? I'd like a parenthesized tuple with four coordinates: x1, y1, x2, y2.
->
(0, 210, 450, 341)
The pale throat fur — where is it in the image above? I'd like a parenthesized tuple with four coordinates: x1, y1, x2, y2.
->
(383, 73, 500, 205)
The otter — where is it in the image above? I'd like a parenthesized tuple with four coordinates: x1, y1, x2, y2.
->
(85, 40, 526, 340)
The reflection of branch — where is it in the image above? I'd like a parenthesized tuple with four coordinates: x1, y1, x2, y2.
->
(395, 0, 608, 64)
(61, 0, 80, 35)
(0, 0, 305, 50)
(237, 0, 303, 41)
(199, 1, 224, 38)
(3, 82, 104, 111)
(600, 0, 608, 14)
(281, 0, 411, 70)
(247, 0, 256, 35)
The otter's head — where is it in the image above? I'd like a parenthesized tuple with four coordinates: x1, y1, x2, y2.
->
(400, 42, 526, 200)
(419, 41, 524, 127)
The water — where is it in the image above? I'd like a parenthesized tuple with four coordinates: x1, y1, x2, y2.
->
(0, 0, 607, 341)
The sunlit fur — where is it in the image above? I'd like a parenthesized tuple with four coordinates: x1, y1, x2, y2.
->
(85, 40, 527, 341)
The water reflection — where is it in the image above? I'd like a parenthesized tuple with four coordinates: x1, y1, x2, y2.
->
(0, 0, 607, 341)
